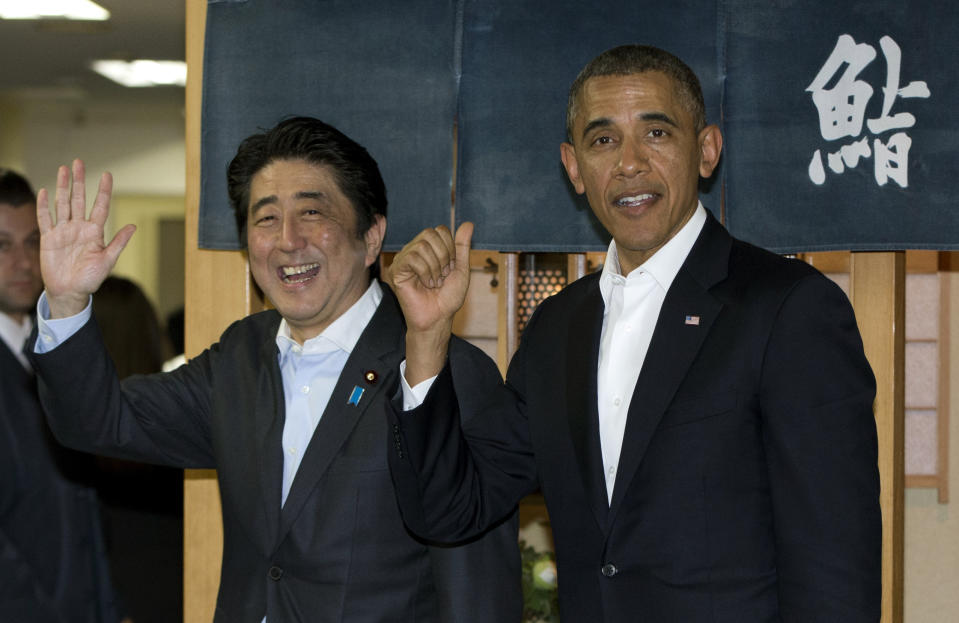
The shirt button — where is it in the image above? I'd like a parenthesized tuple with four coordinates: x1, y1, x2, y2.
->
(607, 466, 615, 477)
(601, 563, 618, 577)
(288, 447, 296, 455)
(42, 334, 53, 343)
(613, 397, 621, 407)
(268, 566, 284, 581)
(301, 385, 310, 394)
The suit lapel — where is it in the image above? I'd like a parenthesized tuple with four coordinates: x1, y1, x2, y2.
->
(277, 290, 404, 538)
(565, 277, 610, 533)
(607, 215, 731, 524)
(256, 316, 285, 545)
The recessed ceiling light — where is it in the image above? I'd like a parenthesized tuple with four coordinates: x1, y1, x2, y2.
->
(91, 60, 188, 88)
(0, 0, 110, 21)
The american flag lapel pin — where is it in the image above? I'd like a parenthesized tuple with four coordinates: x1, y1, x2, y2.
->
(685, 315, 701, 326)
(347, 385, 365, 406)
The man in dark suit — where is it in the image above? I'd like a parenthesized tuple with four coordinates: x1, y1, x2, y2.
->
(387, 45, 881, 621)
(0, 168, 121, 622)
(29, 118, 520, 622)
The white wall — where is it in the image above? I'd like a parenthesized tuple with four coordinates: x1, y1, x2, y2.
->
(13, 96, 185, 196)
(0, 94, 186, 313)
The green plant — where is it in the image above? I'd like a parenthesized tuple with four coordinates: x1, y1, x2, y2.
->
(519, 539, 559, 622)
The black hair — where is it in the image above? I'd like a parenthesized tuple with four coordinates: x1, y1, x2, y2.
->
(0, 168, 36, 206)
(226, 116, 387, 247)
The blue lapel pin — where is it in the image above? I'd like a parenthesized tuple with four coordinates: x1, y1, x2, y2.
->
(347, 386, 365, 406)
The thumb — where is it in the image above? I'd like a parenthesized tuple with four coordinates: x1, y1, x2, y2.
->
(104, 224, 137, 266)
(454, 221, 473, 271)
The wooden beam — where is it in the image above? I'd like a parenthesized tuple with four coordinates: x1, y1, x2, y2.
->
(496, 252, 518, 376)
(184, 1, 262, 620)
(850, 251, 905, 623)
(937, 260, 950, 503)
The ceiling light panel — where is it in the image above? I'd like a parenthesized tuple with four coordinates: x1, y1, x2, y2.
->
(0, 0, 110, 20)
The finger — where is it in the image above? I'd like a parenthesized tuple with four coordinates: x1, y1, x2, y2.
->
(452, 221, 473, 274)
(407, 239, 447, 287)
(426, 225, 458, 280)
(88, 172, 113, 228)
(104, 224, 136, 267)
(409, 226, 454, 286)
(71, 159, 87, 221)
(396, 250, 442, 289)
(36, 188, 52, 234)
(54, 164, 71, 225)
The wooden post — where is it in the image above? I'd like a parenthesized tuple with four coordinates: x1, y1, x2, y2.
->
(496, 252, 519, 375)
(850, 251, 905, 623)
(184, 1, 261, 620)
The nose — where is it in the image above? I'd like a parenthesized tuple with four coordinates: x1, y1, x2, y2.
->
(278, 217, 306, 251)
(617, 137, 648, 177)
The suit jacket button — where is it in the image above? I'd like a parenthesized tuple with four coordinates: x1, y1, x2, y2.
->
(268, 566, 283, 581)
(601, 563, 618, 577)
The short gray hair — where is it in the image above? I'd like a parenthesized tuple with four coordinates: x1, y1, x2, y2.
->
(566, 45, 707, 142)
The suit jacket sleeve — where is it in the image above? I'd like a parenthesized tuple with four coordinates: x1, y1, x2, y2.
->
(426, 510, 522, 623)
(30, 315, 218, 468)
(389, 335, 537, 543)
(760, 273, 881, 621)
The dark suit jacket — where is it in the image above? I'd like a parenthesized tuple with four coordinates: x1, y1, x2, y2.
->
(390, 214, 881, 622)
(31, 288, 521, 623)
(1, 335, 119, 623)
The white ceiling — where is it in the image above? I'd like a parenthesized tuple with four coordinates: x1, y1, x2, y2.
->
(0, 1, 185, 106)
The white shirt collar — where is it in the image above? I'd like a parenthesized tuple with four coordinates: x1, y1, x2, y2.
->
(600, 202, 707, 304)
(276, 280, 383, 355)
(0, 310, 33, 369)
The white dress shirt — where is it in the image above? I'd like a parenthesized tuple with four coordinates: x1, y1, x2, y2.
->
(0, 310, 33, 370)
(275, 280, 381, 506)
(597, 203, 706, 502)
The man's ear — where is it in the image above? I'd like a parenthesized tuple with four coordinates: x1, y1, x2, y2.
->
(364, 214, 387, 267)
(698, 124, 723, 178)
(560, 142, 586, 195)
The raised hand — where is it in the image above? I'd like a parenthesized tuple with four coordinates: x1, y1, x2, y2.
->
(36, 159, 136, 318)
(387, 222, 472, 384)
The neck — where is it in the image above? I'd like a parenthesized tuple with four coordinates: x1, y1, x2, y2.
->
(0, 310, 26, 324)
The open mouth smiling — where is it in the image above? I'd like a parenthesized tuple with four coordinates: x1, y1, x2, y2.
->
(614, 192, 657, 208)
(280, 262, 320, 283)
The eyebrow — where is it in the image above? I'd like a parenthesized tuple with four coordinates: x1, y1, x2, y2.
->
(639, 112, 679, 127)
(249, 190, 327, 214)
(580, 111, 680, 141)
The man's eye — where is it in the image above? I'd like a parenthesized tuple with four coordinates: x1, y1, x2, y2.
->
(255, 215, 275, 225)
(649, 128, 667, 138)
(593, 135, 613, 145)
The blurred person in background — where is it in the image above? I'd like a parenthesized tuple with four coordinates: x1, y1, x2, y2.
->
(0, 167, 124, 623)
(93, 275, 183, 623)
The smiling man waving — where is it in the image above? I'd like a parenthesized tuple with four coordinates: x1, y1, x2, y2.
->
(28, 117, 520, 623)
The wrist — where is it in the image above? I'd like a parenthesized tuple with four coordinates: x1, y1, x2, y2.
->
(404, 324, 452, 386)
(46, 292, 91, 319)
